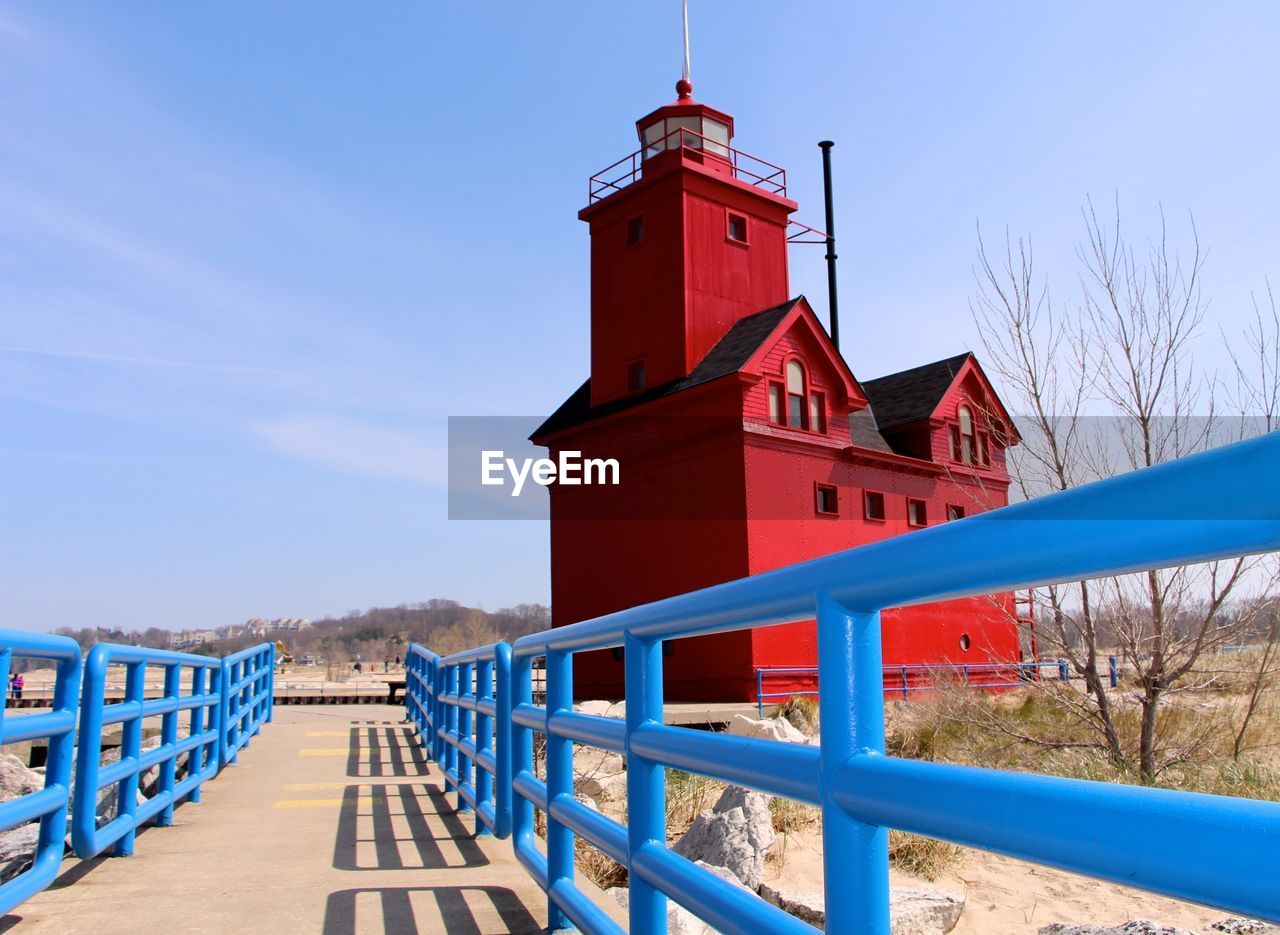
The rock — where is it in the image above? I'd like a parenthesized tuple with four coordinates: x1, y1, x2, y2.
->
(893, 886, 966, 934)
(1210, 921, 1273, 934)
(760, 883, 964, 934)
(607, 867, 750, 935)
(573, 746, 627, 807)
(760, 883, 827, 927)
(1039, 923, 1198, 935)
(0, 823, 40, 884)
(0, 754, 44, 805)
(672, 785, 775, 891)
(609, 885, 710, 935)
(727, 715, 807, 745)
(575, 700, 625, 719)
(780, 704, 818, 737)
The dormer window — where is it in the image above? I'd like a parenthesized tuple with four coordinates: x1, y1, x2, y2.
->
(959, 406, 976, 463)
(952, 404, 993, 466)
(786, 360, 808, 429)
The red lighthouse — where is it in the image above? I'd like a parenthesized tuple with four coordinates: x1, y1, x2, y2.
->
(533, 79, 1022, 702)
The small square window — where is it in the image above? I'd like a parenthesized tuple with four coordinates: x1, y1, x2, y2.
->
(627, 216, 645, 245)
(907, 498, 927, 527)
(816, 484, 839, 516)
(864, 490, 885, 522)
(727, 213, 748, 243)
(947, 504, 966, 522)
(627, 360, 646, 392)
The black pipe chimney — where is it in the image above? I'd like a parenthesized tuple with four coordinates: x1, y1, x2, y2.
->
(818, 140, 840, 352)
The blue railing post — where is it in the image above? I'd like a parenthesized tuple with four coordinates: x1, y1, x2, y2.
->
(1109, 655, 1119, 688)
(756, 667, 764, 718)
(817, 593, 890, 934)
(475, 657, 493, 834)
(493, 642, 513, 839)
(624, 633, 667, 935)
(457, 661, 474, 815)
(0, 630, 82, 916)
(544, 649, 574, 932)
(1058, 659, 1070, 682)
(115, 659, 147, 856)
(156, 662, 181, 826)
(188, 665, 208, 804)
(510, 649, 536, 872)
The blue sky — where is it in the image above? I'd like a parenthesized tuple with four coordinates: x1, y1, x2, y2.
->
(1, 3, 1277, 632)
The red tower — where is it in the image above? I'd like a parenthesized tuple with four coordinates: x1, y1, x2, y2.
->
(533, 81, 1022, 701)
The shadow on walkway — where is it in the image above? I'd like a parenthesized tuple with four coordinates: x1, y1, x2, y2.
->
(346, 722, 428, 778)
(322, 885, 540, 935)
(332, 783, 486, 871)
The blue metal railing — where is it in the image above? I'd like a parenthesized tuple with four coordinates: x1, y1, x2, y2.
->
(405, 643, 442, 763)
(755, 660, 1071, 715)
(409, 433, 1280, 933)
(0, 635, 276, 914)
(0, 632, 82, 916)
(424, 642, 513, 838)
(218, 643, 274, 768)
(70, 644, 223, 858)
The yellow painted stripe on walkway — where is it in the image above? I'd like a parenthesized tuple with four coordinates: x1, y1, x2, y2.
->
(298, 748, 351, 756)
(272, 795, 388, 809)
(304, 730, 350, 737)
(282, 782, 353, 791)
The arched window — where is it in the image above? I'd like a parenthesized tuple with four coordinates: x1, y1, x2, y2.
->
(958, 405, 976, 463)
(786, 360, 807, 429)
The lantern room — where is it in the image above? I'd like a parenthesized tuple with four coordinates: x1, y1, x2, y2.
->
(636, 79, 735, 168)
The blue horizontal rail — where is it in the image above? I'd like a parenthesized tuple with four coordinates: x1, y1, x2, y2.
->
(71, 644, 224, 859)
(408, 432, 1280, 933)
(0, 631, 82, 916)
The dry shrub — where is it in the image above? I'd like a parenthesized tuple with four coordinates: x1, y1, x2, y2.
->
(775, 695, 820, 735)
(769, 796, 819, 836)
(665, 769, 722, 833)
(576, 838, 628, 889)
(888, 830, 963, 881)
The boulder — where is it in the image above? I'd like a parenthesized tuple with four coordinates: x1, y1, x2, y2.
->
(573, 746, 627, 807)
(760, 883, 964, 934)
(893, 886, 966, 934)
(1039, 923, 1198, 935)
(760, 883, 826, 927)
(0, 754, 44, 805)
(575, 700, 625, 719)
(0, 823, 40, 884)
(727, 715, 807, 745)
(1210, 922, 1273, 934)
(607, 864, 750, 935)
(672, 785, 775, 891)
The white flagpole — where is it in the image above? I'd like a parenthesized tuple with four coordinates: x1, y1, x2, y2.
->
(681, 0, 691, 84)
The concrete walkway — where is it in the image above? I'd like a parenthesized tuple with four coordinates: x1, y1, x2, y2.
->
(6, 706, 553, 934)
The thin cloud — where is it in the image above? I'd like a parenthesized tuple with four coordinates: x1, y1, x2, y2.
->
(0, 344, 291, 376)
(253, 415, 446, 486)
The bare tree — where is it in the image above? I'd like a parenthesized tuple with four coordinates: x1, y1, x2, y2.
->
(973, 198, 1275, 781)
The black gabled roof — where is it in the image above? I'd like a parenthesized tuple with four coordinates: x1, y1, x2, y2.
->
(860, 352, 972, 431)
(531, 298, 800, 439)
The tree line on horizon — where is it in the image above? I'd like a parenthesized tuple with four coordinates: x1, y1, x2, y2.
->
(47, 599, 551, 666)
